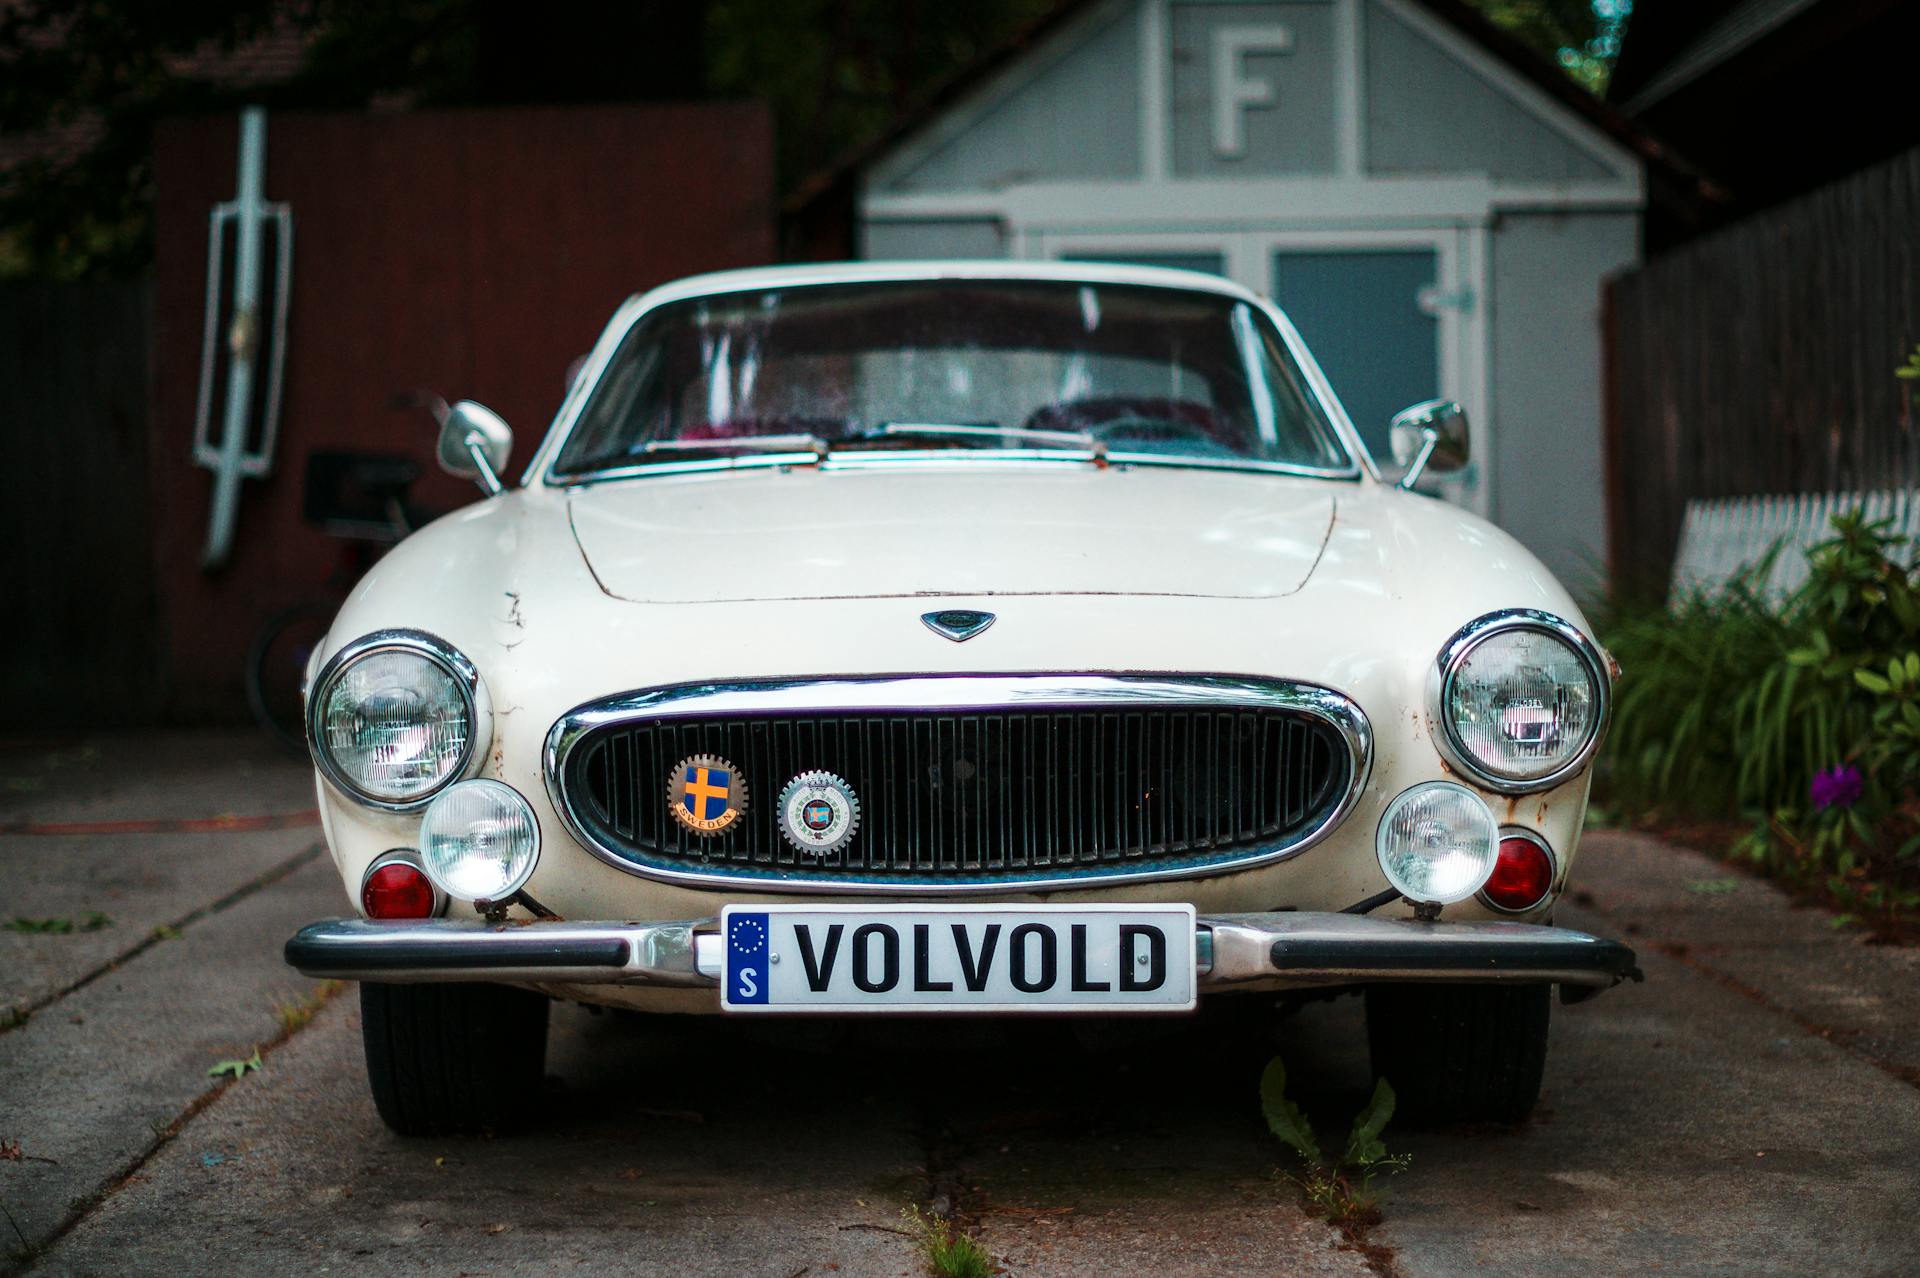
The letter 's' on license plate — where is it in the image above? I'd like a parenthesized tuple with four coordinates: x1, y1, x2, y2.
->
(719, 904, 1197, 1013)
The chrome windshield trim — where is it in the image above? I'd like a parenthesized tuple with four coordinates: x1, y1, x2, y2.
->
(550, 449, 1363, 489)
(1426, 609, 1613, 796)
(542, 673, 1373, 896)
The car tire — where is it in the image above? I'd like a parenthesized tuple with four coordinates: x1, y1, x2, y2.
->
(360, 981, 549, 1136)
(1363, 983, 1549, 1126)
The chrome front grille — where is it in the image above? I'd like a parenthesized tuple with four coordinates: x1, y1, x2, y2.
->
(545, 675, 1369, 892)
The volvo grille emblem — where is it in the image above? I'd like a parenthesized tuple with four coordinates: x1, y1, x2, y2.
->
(921, 609, 996, 642)
(776, 770, 860, 857)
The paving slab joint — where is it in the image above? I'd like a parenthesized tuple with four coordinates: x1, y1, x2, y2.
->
(1, 977, 348, 1278)
(0, 842, 325, 1041)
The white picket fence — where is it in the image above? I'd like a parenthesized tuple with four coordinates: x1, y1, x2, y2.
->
(1669, 489, 1920, 603)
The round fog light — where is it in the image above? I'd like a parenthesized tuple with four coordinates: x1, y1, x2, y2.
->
(419, 779, 540, 903)
(1376, 781, 1499, 906)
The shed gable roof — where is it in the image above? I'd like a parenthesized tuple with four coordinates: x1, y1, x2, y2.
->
(791, 0, 1699, 216)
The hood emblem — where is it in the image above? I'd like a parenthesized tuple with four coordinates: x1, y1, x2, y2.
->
(921, 609, 995, 642)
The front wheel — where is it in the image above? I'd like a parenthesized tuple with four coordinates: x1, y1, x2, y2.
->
(1364, 984, 1550, 1125)
(360, 982, 549, 1136)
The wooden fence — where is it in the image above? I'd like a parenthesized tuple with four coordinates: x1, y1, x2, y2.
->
(0, 279, 159, 728)
(1606, 144, 1920, 593)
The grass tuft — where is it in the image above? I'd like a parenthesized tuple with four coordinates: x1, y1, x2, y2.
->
(271, 981, 342, 1034)
(901, 1205, 995, 1278)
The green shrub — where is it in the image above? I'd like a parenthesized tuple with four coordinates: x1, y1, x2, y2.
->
(1599, 509, 1920, 907)
(1598, 556, 1789, 817)
(1604, 511, 1919, 813)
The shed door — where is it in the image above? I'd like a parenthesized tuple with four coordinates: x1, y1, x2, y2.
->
(1271, 248, 1439, 461)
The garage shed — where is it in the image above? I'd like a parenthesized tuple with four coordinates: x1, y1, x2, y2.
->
(836, 0, 1649, 592)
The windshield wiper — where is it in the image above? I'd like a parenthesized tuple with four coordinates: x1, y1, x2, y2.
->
(641, 434, 828, 460)
(854, 421, 1107, 461)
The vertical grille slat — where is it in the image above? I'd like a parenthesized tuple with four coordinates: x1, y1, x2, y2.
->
(566, 690, 1352, 884)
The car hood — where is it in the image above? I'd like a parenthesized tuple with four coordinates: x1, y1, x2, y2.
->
(565, 465, 1339, 603)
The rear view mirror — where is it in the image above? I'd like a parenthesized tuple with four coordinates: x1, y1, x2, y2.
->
(438, 400, 514, 495)
(1389, 399, 1469, 490)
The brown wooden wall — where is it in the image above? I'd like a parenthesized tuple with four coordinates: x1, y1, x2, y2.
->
(0, 280, 158, 728)
(1606, 145, 1920, 592)
(150, 103, 773, 719)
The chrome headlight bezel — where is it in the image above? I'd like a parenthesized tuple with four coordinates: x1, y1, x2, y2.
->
(306, 629, 491, 812)
(1428, 609, 1610, 795)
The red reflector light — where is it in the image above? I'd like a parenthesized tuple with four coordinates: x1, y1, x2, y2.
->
(361, 862, 437, 919)
(1483, 834, 1555, 912)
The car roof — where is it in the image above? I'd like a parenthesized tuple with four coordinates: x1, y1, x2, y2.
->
(625, 259, 1266, 311)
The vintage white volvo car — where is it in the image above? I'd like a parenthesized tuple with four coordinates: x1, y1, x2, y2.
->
(286, 260, 1637, 1136)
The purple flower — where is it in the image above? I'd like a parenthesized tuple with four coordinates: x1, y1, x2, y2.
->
(1810, 766, 1864, 811)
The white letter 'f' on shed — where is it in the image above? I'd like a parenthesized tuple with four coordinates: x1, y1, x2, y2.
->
(1211, 24, 1294, 158)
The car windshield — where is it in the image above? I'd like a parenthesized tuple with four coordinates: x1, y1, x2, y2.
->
(552, 279, 1354, 477)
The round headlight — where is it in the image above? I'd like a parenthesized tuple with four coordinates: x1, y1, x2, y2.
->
(1376, 782, 1499, 906)
(1434, 611, 1607, 792)
(309, 631, 485, 808)
(419, 779, 540, 902)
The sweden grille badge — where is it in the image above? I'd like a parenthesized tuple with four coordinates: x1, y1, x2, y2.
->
(667, 754, 746, 836)
(777, 770, 861, 857)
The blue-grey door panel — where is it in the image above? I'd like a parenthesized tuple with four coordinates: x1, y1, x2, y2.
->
(1272, 249, 1439, 459)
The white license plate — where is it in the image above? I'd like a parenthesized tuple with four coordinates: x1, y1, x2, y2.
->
(719, 904, 1197, 1013)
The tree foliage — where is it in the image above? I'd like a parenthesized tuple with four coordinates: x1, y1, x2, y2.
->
(1476, 0, 1631, 93)
(707, 0, 1057, 187)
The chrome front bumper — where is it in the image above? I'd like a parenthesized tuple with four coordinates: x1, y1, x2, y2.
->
(285, 913, 1640, 997)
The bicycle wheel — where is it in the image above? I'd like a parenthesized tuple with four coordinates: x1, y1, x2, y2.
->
(246, 600, 337, 758)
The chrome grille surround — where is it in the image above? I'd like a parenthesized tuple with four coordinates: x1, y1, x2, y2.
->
(543, 674, 1372, 895)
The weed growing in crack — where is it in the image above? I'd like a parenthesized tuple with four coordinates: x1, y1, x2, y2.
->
(208, 1050, 263, 1080)
(271, 981, 342, 1034)
(3, 913, 112, 934)
(901, 1204, 994, 1278)
(1260, 1057, 1410, 1229)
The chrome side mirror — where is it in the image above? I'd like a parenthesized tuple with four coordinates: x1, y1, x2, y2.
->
(1389, 399, 1470, 490)
(438, 400, 514, 495)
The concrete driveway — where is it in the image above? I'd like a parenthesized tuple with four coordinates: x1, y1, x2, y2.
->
(3, 734, 1917, 1277)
